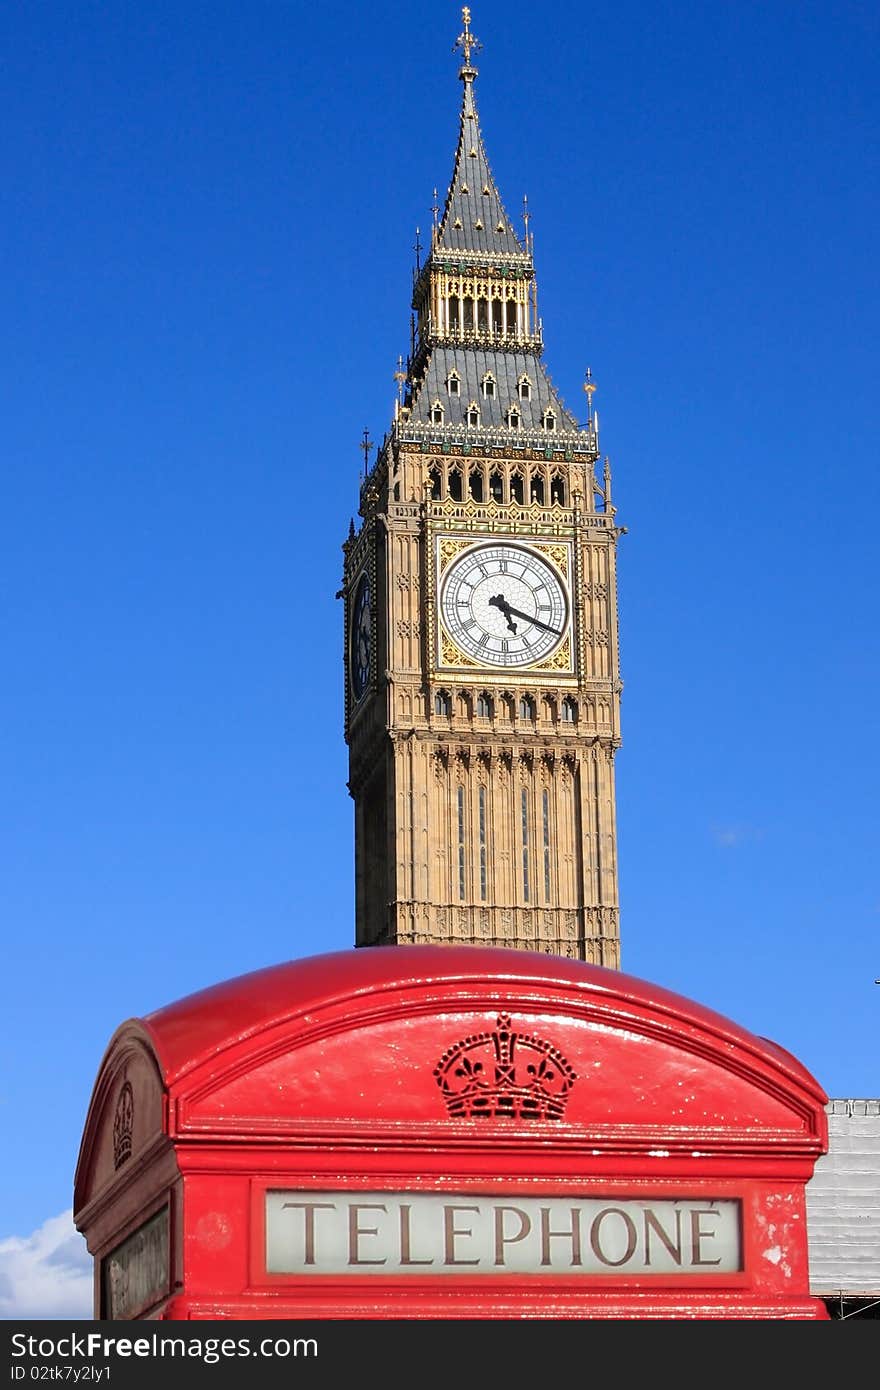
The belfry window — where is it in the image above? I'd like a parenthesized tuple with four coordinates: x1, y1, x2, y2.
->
(542, 789, 552, 902)
(510, 473, 524, 503)
(550, 475, 566, 505)
(521, 788, 531, 902)
(448, 468, 463, 501)
(457, 785, 466, 900)
(479, 786, 487, 901)
(489, 471, 503, 501)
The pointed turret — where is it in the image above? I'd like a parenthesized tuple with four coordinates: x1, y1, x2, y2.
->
(397, 8, 595, 455)
(436, 17, 523, 257)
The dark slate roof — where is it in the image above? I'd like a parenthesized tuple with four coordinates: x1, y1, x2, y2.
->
(437, 73, 525, 258)
(409, 346, 580, 432)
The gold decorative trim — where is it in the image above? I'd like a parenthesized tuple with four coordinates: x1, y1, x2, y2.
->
(531, 541, 569, 579)
(437, 628, 572, 675)
(536, 635, 573, 672)
(439, 629, 480, 668)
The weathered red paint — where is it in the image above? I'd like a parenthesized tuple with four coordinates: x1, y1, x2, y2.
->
(74, 946, 829, 1318)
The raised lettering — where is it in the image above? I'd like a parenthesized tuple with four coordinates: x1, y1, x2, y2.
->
(589, 1208, 638, 1268)
(348, 1204, 388, 1266)
(280, 1202, 336, 1266)
(540, 1207, 582, 1267)
(399, 1204, 433, 1266)
(690, 1208, 723, 1266)
(644, 1208, 683, 1265)
(493, 1206, 531, 1265)
(443, 1205, 481, 1266)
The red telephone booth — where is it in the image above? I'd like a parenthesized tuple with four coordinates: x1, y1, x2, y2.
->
(74, 947, 829, 1319)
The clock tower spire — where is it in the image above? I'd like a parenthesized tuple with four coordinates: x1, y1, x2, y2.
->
(342, 9, 624, 964)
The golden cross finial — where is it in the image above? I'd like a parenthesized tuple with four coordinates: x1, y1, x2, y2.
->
(393, 354, 407, 404)
(454, 6, 482, 67)
(583, 366, 597, 423)
(360, 427, 373, 478)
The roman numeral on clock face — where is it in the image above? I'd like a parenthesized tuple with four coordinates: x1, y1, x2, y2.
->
(439, 540, 569, 669)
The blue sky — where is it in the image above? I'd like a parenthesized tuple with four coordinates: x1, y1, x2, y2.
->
(1, 1, 877, 1316)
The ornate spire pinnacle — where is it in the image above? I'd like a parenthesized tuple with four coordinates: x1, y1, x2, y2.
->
(360, 427, 373, 479)
(583, 367, 597, 424)
(454, 6, 482, 78)
(436, 9, 523, 257)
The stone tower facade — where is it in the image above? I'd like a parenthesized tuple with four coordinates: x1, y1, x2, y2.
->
(342, 10, 624, 964)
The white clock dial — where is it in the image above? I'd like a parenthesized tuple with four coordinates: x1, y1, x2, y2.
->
(439, 542, 569, 668)
(350, 573, 371, 700)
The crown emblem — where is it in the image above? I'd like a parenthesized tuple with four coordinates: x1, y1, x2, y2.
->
(434, 1013, 576, 1120)
(113, 1080, 134, 1169)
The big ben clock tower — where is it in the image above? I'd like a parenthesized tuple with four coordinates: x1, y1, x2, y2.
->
(342, 9, 624, 965)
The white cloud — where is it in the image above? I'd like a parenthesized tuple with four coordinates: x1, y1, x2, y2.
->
(0, 1210, 93, 1320)
(711, 824, 764, 848)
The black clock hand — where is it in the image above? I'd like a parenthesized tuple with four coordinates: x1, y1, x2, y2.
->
(503, 603, 563, 637)
(488, 594, 517, 634)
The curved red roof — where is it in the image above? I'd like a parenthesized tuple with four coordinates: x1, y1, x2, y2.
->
(120, 945, 824, 1099)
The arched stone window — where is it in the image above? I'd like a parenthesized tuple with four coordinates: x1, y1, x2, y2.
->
(550, 474, 566, 505)
(476, 693, 493, 719)
(435, 690, 452, 716)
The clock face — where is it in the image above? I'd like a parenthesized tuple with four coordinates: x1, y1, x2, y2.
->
(350, 573, 371, 700)
(439, 542, 569, 668)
